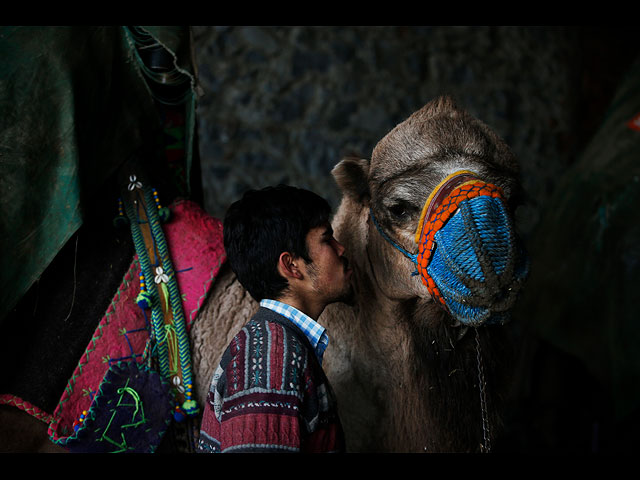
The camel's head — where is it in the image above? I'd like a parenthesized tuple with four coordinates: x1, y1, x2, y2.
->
(332, 96, 529, 327)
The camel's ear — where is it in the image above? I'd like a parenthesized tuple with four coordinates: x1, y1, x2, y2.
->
(331, 156, 370, 204)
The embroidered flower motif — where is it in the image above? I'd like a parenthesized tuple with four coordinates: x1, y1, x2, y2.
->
(251, 357, 263, 370)
(291, 353, 302, 367)
(154, 266, 169, 284)
(128, 174, 142, 191)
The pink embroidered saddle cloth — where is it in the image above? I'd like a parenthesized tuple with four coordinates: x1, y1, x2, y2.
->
(46, 200, 226, 444)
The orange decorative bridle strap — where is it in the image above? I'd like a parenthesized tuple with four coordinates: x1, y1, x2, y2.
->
(370, 170, 506, 297)
(414, 170, 481, 244)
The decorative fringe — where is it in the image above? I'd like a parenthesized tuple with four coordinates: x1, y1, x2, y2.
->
(158, 206, 171, 223)
(73, 410, 88, 433)
(136, 290, 153, 310)
(137, 273, 152, 309)
(173, 407, 186, 422)
(113, 215, 129, 228)
(181, 399, 199, 416)
(172, 400, 199, 423)
(153, 188, 171, 223)
(113, 198, 129, 228)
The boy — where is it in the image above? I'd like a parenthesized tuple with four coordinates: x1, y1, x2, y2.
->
(197, 185, 352, 453)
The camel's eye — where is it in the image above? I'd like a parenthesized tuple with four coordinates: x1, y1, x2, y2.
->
(389, 204, 407, 218)
(388, 201, 415, 221)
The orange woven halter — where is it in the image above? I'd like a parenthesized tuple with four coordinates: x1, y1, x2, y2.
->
(414, 170, 505, 306)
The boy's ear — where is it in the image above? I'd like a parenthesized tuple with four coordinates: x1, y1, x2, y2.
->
(277, 252, 303, 280)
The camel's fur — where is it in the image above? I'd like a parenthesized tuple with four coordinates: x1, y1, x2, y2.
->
(190, 96, 524, 452)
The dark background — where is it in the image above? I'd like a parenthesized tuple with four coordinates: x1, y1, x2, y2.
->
(192, 26, 635, 236)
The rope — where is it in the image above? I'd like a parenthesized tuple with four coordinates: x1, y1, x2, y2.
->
(124, 191, 170, 379)
(122, 179, 198, 418)
(369, 210, 419, 276)
(475, 328, 491, 453)
(143, 185, 195, 392)
(62, 235, 79, 322)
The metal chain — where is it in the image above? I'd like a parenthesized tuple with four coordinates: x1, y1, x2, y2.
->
(475, 327, 491, 453)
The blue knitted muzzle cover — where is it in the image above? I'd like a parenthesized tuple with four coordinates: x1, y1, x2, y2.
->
(373, 171, 529, 326)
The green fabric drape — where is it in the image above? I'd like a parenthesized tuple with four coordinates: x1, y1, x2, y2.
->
(0, 26, 197, 323)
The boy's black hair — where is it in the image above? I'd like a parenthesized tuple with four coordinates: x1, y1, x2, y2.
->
(223, 184, 332, 302)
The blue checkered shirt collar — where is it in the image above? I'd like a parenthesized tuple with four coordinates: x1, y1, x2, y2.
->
(260, 299, 329, 364)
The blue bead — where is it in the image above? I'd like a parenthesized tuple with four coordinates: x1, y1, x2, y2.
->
(173, 410, 186, 422)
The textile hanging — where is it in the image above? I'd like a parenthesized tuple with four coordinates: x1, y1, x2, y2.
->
(519, 54, 640, 421)
(0, 26, 198, 324)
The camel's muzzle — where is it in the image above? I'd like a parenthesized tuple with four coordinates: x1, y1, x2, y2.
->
(414, 171, 529, 326)
(370, 170, 529, 327)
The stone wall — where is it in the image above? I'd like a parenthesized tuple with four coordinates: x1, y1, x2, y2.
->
(192, 26, 636, 238)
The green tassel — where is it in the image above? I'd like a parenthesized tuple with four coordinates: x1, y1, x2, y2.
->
(182, 399, 199, 417)
(158, 206, 171, 223)
(136, 290, 153, 309)
(113, 215, 129, 228)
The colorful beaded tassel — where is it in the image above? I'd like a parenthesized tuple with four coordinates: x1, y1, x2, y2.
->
(153, 188, 171, 223)
(136, 273, 152, 309)
(113, 198, 129, 228)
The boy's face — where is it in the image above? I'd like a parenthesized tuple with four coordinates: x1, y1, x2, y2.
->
(302, 222, 354, 306)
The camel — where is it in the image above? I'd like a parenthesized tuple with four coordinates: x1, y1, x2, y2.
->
(191, 95, 529, 452)
(0, 96, 528, 453)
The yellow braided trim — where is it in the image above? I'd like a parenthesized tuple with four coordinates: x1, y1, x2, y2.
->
(414, 170, 478, 244)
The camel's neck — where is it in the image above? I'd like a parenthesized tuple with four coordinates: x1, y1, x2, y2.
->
(325, 201, 513, 452)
